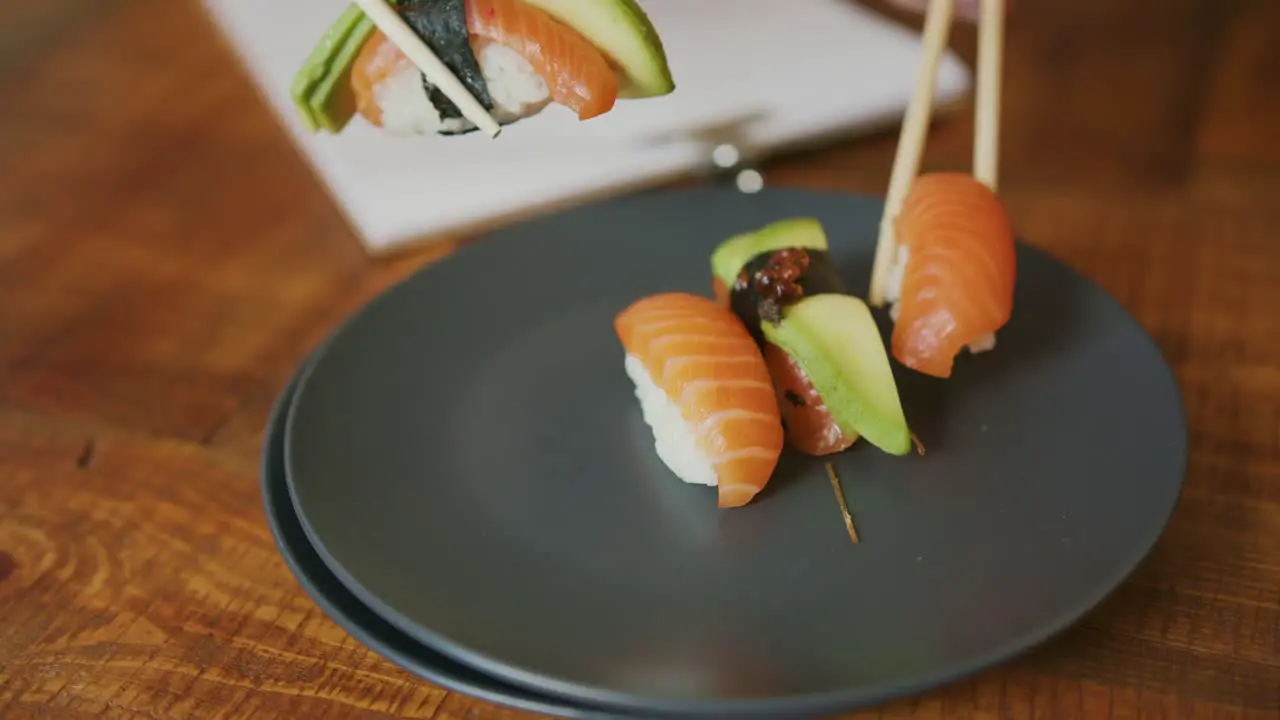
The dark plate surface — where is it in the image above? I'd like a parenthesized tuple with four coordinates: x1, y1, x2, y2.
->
(262, 356, 628, 720)
(284, 187, 1188, 718)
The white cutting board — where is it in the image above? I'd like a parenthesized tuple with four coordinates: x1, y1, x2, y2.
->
(204, 0, 971, 254)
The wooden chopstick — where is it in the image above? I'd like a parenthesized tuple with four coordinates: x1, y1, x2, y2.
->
(868, 0, 958, 307)
(868, 0, 1006, 306)
(973, 0, 1005, 190)
(352, 0, 502, 138)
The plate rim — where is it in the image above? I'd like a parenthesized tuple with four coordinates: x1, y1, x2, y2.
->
(281, 186, 1191, 717)
(261, 350, 615, 719)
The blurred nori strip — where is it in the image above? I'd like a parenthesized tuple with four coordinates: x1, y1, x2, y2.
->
(398, 0, 495, 119)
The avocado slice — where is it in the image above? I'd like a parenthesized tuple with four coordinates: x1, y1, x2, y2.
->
(761, 294, 912, 456)
(309, 16, 378, 132)
(710, 217, 830, 290)
(290, 5, 390, 133)
(515, 0, 675, 98)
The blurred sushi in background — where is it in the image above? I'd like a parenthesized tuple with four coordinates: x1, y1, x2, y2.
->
(291, 0, 676, 136)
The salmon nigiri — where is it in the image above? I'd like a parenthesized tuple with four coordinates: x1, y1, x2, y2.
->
(614, 292, 785, 508)
(293, 0, 675, 136)
(882, 172, 1017, 378)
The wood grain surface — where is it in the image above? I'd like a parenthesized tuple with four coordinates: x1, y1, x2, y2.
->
(2, 0, 1278, 718)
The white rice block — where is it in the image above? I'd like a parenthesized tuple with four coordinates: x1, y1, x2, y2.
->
(623, 354, 718, 488)
(374, 39, 551, 135)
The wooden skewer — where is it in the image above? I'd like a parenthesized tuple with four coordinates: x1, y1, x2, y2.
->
(352, 0, 502, 138)
(973, 0, 1005, 190)
(868, 0, 958, 307)
(825, 462, 859, 545)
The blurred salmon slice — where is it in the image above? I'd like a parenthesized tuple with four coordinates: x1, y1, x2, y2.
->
(467, 0, 618, 120)
(351, 29, 406, 127)
(615, 293, 785, 509)
(887, 172, 1017, 378)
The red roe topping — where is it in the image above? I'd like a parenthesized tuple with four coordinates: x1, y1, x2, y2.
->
(735, 248, 812, 323)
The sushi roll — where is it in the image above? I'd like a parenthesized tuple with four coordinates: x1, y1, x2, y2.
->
(879, 172, 1017, 378)
(291, 0, 676, 136)
(614, 292, 785, 509)
(709, 219, 913, 457)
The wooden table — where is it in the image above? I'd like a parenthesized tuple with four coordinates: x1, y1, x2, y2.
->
(2, 1, 1277, 717)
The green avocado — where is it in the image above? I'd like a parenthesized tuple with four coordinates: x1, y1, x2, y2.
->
(290, 5, 384, 133)
(710, 217, 829, 290)
(520, 0, 675, 98)
(761, 294, 913, 456)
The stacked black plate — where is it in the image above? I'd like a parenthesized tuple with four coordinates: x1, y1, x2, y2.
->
(261, 187, 1188, 719)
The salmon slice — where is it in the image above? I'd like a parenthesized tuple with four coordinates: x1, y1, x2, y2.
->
(467, 0, 618, 120)
(890, 172, 1017, 378)
(615, 293, 785, 508)
(763, 343, 859, 456)
(351, 29, 407, 127)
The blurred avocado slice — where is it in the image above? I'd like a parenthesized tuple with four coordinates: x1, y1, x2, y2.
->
(520, 0, 676, 98)
(711, 217, 830, 290)
(290, 4, 388, 133)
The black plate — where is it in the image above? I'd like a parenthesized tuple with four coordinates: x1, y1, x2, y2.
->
(283, 187, 1188, 718)
(261, 355, 642, 719)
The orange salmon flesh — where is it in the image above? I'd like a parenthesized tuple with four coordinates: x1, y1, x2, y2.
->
(614, 293, 785, 509)
(891, 172, 1017, 378)
(763, 343, 858, 456)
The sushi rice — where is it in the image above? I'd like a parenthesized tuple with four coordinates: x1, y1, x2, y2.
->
(882, 245, 997, 354)
(623, 354, 719, 488)
(373, 39, 552, 135)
